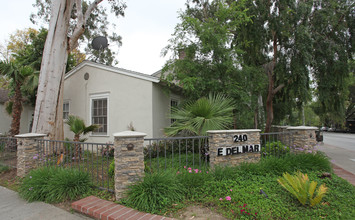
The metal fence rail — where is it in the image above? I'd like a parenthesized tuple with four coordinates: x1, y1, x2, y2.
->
(36, 139, 114, 193)
(260, 131, 294, 158)
(144, 136, 209, 172)
(0, 137, 17, 168)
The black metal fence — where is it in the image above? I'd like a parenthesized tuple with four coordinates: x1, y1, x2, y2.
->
(36, 139, 115, 193)
(144, 136, 209, 172)
(260, 131, 294, 158)
(0, 137, 17, 168)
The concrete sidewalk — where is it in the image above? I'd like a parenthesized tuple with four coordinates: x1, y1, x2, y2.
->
(0, 186, 92, 220)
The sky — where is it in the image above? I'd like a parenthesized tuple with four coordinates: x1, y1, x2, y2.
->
(0, 0, 187, 75)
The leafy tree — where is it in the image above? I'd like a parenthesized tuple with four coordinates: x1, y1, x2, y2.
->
(30, 0, 126, 140)
(165, 94, 235, 136)
(311, 0, 354, 126)
(0, 61, 37, 136)
(164, 0, 353, 132)
(162, 0, 264, 129)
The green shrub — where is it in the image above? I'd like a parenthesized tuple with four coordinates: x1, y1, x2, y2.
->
(278, 171, 328, 207)
(285, 151, 331, 172)
(0, 165, 10, 173)
(45, 169, 91, 202)
(261, 141, 290, 157)
(212, 166, 238, 181)
(176, 167, 211, 199)
(109, 159, 115, 177)
(19, 167, 57, 202)
(124, 170, 185, 214)
(19, 167, 92, 203)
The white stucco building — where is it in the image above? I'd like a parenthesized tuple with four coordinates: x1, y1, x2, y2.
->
(63, 61, 180, 142)
(0, 89, 34, 135)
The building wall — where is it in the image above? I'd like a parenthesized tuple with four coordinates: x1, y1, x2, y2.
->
(63, 65, 155, 143)
(152, 84, 182, 138)
(0, 104, 34, 135)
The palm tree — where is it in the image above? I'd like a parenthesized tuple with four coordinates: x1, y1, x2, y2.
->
(64, 115, 99, 161)
(165, 94, 235, 136)
(65, 115, 99, 142)
(0, 61, 37, 136)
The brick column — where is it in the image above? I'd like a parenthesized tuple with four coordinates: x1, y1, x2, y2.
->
(15, 133, 46, 177)
(207, 129, 261, 168)
(287, 126, 318, 152)
(113, 131, 146, 200)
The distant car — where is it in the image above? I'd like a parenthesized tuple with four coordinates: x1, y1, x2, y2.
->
(328, 127, 335, 132)
(321, 127, 329, 131)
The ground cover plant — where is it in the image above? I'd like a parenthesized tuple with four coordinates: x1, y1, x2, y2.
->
(19, 166, 92, 203)
(124, 152, 355, 219)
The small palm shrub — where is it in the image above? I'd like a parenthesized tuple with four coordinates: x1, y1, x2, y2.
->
(124, 170, 185, 214)
(19, 167, 92, 203)
(277, 171, 328, 207)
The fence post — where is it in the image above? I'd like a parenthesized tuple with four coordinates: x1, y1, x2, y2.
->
(207, 129, 261, 169)
(286, 126, 318, 152)
(113, 131, 146, 200)
(15, 133, 46, 177)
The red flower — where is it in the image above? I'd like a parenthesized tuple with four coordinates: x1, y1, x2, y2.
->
(240, 209, 245, 213)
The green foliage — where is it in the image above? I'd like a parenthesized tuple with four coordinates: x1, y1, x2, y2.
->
(165, 94, 235, 136)
(19, 167, 92, 203)
(311, 0, 354, 125)
(65, 115, 100, 142)
(144, 153, 209, 173)
(124, 152, 354, 219)
(0, 165, 10, 173)
(278, 172, 328, 207)
(261, 141, 290, 157)
(162, 0, 264, 129)
(108, 159, 115, 177)
(123, 170, 185, 214)
(175, 167, 211, 199)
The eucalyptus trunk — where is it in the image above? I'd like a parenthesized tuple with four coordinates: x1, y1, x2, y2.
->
(31, 0, 73, 140)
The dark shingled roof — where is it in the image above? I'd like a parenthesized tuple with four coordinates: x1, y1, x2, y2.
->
(0, 88, 9, 103)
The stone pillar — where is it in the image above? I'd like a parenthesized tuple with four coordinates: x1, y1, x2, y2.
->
(15, 133, 46, 177)
(113, 131, 146, 200)
(287, 126, 318, 152)
(207, 129, 261, 168)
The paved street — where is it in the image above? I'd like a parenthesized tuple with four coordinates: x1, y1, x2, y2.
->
(320, 132, 355, 175)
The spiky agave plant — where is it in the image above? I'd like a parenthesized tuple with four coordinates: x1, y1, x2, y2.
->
(277, 171, 328, 207)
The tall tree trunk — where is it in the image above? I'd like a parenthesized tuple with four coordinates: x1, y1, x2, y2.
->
(265, 66, 274, 133)
(9, 82, 22, 136)
(31, 0, 73, 140)
(265, 31, 279, 133)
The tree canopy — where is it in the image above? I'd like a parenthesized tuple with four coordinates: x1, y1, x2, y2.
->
(163, 0, 354, 130)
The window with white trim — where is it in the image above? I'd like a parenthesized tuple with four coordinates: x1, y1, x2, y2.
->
(91, 94, 109, 135)
(63, 101, 69, 120)
(170, 99, 179, 124)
